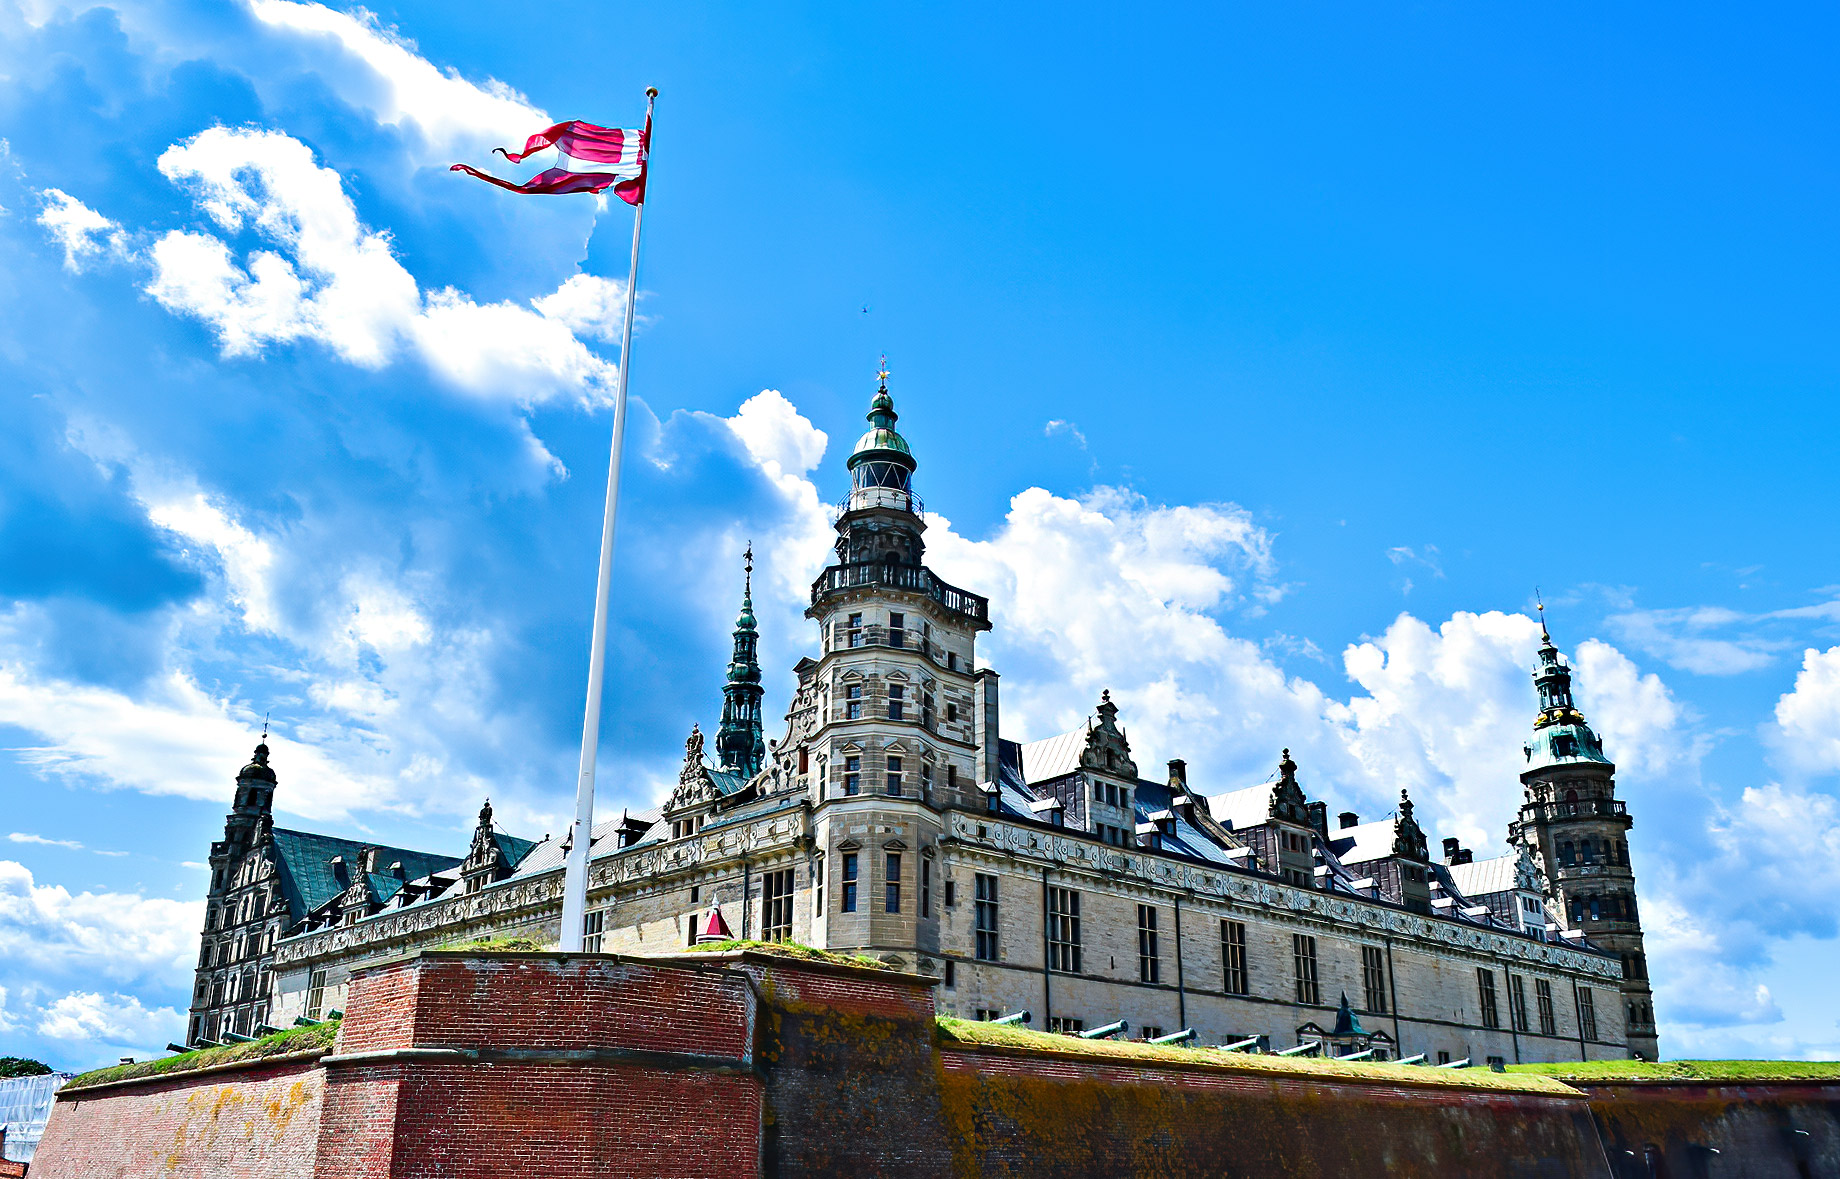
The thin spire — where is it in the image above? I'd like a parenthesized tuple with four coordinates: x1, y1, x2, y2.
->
(877, 353, 890, 391)
(1535, 589, 1552, 644)
(743, 540, 754, 601)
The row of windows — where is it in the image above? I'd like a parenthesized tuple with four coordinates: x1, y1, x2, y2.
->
(1475, 968, 1572, 1037)
(834, 611, 963, 673)
(1567, 890, 1638, 924)
(840, 754, 959, 797)
(1559, 838, 1629, 868)
(839, 681, 959, 728)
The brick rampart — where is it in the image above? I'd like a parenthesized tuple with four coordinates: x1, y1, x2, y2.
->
(937, 1044, 1608, 1178)
(1578, 1080, 1840, 1178)
(30, 1057, 323, 1179)
(31, 949, 1840, 1178)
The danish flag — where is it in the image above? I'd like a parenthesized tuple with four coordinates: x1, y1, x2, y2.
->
(451, 116, 649, 203)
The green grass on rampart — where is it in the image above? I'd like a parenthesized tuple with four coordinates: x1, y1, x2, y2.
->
(1509, 1058, 1840, 1084)
(63, 1020, 340, 1091)
(939, 1018, 1580, 1095)
(677, 938, 899, 970)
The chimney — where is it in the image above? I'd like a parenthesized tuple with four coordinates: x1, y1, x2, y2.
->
(1457, 848, 1474, 865)
(358, 847, 379, 875)
(974, 669, 1002, 785)
(1338, 811, 1359, 830)
(1167, 759, 1187, 789)
(1442, 837, 1461, 861)
(1306, 801, 1328, 837)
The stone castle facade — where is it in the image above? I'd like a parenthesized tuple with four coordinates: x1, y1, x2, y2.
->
(190, 377, 1656, 1064)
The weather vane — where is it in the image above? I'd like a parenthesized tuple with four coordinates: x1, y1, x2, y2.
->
(877, 353, 890, 388)
(744, 540, 754, 595)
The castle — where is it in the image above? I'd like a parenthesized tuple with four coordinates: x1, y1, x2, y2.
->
(187, 378, 1657, 1064)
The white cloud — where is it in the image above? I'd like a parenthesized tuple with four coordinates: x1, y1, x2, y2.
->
(1606, 605, 1784, 675)
(532, 274, 632, 343)
(36, 188, 126, 272)
(0, 662, 387, 819)
(1773, 646, 1840, 775)
(244, 0, 548, 158)
(722, 391, 835, 605)
(145, 487, 281, 633)
(134, 126, 618, 405)
(0, 986, 16, 1034)
(1044, 419, 1088, 449)
(0, 860, 200, 983)
(37, 991, 185, 1049)
(7, 833, 84, 851)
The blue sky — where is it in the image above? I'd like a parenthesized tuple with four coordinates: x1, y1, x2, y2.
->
(2, 0, 1838, 1069)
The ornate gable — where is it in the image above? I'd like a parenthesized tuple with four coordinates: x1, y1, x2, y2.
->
(1078, 690, 1138, 779)
(1391, 790, 1429, 861)
(1267, 749, 1310, 825)
(666, 725, 721, 815)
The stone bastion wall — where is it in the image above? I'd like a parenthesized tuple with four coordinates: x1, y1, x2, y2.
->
(31, 947, 1840, 1178)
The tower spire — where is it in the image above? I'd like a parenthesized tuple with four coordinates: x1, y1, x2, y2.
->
(715, 544, 766, 778)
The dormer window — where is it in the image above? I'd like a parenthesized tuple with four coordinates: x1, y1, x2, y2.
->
(1554, 735, 1577, 758)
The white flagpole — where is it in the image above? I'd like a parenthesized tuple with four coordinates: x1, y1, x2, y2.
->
(559, 86, 656, 952)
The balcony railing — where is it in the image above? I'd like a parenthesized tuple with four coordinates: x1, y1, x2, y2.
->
(1526, 799, 1628, 823)
(812, 561, 990, 623)
(838, 486, 924, 517)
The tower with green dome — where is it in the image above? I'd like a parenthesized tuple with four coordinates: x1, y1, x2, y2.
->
(1509, 611, 1658, 1061)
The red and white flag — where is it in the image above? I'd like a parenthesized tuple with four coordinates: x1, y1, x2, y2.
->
(451, 116, 649, 203)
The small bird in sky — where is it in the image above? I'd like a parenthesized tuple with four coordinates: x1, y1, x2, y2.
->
(861, 304, 871, 313)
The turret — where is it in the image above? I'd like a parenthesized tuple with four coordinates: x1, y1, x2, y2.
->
(715, 546, 767, 778)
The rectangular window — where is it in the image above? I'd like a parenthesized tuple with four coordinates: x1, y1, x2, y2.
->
(1047, 1017, 1086, 1035)
(686, 911, 700, 945)
(1222, 919, 1248, 995)
(1292, 934, 1319, 1005)
(1536, 979, 1557, 1036)
(946, 702, 958, 722)
(1579, 987, 1598, 1041)
(306, 969, 327, 1021)
(888, 685, 905, 721)
(1047, 887, 1082, 974)
(945, 879, 956, 908)
(847, 612, 863, 647)
(947, 765, 958, 790)
(886, 755, 903, 795)
(1437, 1050, 1452, 1065)
(884, 852, 902, 913)
(947, 651, 958, 671)
(1361, 945, 1388, 1014)
(889, 611, 905, 647)
(1138, 904, 1160, 984)
(1141, 1026, 1163, 1041)
(763, 868, 795, 942)
(582, 909, 605, 953)
(1477, 968, 1501, 1029)
(974, 874, 999, 961)
(813, 854, 825, 915)
(844, 755, 861, 795)
(842, 853, 859, 913)
(845, 684, 862, 720)
(922, 857, 932, 916)
(1509, 974, 1530, 1032)
(943, 960, 955, 987)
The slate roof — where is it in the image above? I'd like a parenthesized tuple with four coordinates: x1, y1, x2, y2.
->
(269, 828, 462, 921)
(1018, 729, 1087, 785)
(1326, 818, 1403, 866)
(1207, 780, 1281, 831)
(1446, 853, 1522, 898)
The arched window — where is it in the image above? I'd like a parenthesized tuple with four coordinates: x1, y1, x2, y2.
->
(1617, 839, 1629, 866)
(1560, 841, 1575, 866)
(1580, 840, 1596, 864)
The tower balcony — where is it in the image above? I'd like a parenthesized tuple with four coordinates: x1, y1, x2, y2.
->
(838, 486, 924, 518)
(811, 561, 990, 626)
(1523, 798, 1628, 824)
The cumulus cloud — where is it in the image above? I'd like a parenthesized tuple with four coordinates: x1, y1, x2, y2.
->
(36, 188, 126, 272)
(1606, 605, 1785, 675)
(127, 126, 619, 404)
(1773, 646, 1840, 775)
(37, 991, 185, 1050)
(0, 860, 200, 983)
(245, 0, 547, 158)
(0, 662, 388, 818)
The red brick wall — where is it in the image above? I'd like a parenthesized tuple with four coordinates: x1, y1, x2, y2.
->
(0, 1158, 24, 1178)
(1578, 1081, 1840, 1177)
(316, 952, 764, 1178)
(30, 1059, 323, 1179)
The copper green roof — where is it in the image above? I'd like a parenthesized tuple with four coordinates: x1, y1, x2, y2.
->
(846, 383, 916, 472)
(269, 828, 462, 920)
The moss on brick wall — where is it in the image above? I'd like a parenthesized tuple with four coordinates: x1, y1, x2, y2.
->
(63, 1021, 339, 1092)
